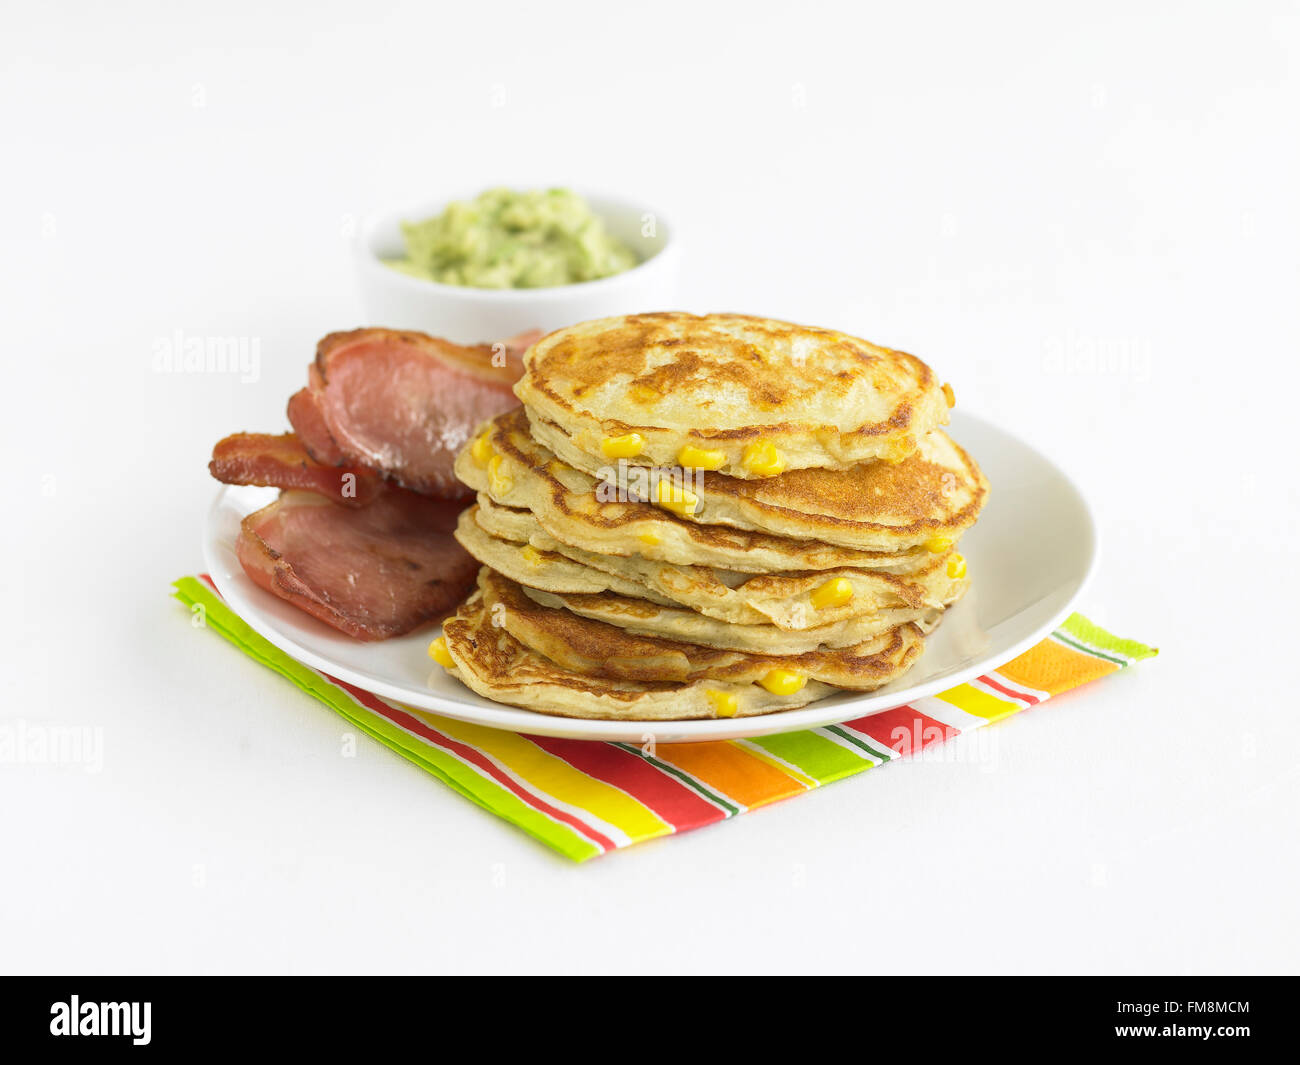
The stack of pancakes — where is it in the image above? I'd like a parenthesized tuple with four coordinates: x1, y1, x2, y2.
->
(433, 312, 988, 721)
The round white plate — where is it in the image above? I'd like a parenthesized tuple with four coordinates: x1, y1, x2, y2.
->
(203, 411, 1096, 743)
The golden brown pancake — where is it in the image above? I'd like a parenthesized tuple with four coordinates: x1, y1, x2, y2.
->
(461, 407, 987, 553)
(455, 407, 934, 571)
(462, 498, 964, 630)
(478, 567, 926, 689)
(453, 505, 677, 603)
(439, 584, 836, 720)
(519, 578, 964, 655)
(515, 312, 951, 477)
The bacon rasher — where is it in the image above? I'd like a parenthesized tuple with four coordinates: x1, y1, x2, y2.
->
(209, 326, 540, 640)
(286, 327, 539, 499)
(235, 489, 478, 641)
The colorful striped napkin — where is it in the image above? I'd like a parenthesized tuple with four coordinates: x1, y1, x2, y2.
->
(173, 575, 1155, 862)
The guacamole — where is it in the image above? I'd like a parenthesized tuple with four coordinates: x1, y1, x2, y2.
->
(386, 188, 639, 289)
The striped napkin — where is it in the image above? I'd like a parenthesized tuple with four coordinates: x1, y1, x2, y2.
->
(173, 575, 1155, 862)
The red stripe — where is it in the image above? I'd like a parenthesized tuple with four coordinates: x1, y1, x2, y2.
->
(843, 704, 959, 756)
(326, 675, 617, 853)
(526, 736, 727, 833)
(978, 673, 1041, 706)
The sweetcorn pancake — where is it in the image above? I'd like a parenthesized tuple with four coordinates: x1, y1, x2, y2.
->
(455, 408, 929, 572)
(534, 414, 989, 551)
(478, 568, 926, 690)
(462, 498, 963, 629)
(518, 582, 961, 656)
(432, 310, 988, 723)
(440, 585, 836, 721)
(453, 506, 676, 603)
(471, 494, 934, 577)
(515, 312, 952, 478)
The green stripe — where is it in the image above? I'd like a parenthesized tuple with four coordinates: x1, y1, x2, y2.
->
(823, 724, 891, 763)
(1051, 629, 1128, 668)
(172, 578, 600, 862)
(749, 730, 872, 784)
(1059, 612, 1158, 663)
(611, 742, 740, 816)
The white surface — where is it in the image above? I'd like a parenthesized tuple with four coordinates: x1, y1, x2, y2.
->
(3, 0, 1297, 975)
(355, 191, 679, 342)
(205, 411, 1097, 741)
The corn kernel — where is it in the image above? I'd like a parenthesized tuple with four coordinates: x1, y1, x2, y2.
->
(942, 382, 956, 408)
(428, 636, 455, 670)
(885, 435, 915, 464)
(677, 443, 727, 470)
(947, 553, 967, 579)
(521, 545, 542, 566)
(810, 577, 854, 610)
(925, 536, 953, 553)
(741, 439, 785, 477)
(706, 689, 738, 718)
(470, 430, 494, 465)
(637, 531, 661, 546)
(759, 668, 807, 696)
(628, 382, 661, 405)
(601, 433, 644, 459)
(487, 454, 512, 496)
(654, 478, 699, 516)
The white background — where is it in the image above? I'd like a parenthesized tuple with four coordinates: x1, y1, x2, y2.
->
(3, 0, 1298, 974)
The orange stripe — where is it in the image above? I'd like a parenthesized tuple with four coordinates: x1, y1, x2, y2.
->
(998, 638, 1119, 695)
(655, 741, 807, 808)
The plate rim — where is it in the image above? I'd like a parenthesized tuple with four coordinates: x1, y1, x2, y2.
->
(201, 410, 1098, 743)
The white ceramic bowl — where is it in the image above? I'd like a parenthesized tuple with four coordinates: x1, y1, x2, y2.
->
(353, 191, 679, 344)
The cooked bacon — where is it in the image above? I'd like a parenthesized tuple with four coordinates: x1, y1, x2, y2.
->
(211, 326, 540, 640)
(236, 489, 478, 640)
(286, 365, 348, 467)
(209, 432, 383, 506)
(288, 327, 540, 499)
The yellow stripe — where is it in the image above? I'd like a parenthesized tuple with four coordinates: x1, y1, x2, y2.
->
(933, 682, 1020, 723)
(731, 740, 818, 790)
(414, 712, 672, 842)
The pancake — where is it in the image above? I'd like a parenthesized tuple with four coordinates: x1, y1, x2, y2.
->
(440, 586, 835, 721)
(515, 312, 951, 477)
(520, 578, 964, 655)
(468, 497, 963, 630)
(478, 567, 926, 689)
(455, 408, 938, 571)
(472, 492, 935, 578)
(454, 505, 676, 603)
(532, 411, 988, 551)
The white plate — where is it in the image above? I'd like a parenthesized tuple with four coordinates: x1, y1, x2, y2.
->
(203, 411, 1096, 743)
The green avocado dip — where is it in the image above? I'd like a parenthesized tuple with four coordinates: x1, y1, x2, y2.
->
(385, 187, 639, 288)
